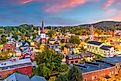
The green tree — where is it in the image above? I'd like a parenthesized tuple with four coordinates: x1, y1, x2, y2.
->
(68, 66, 83, 81)
(48, 30, 56, 38)
(34, 48, 68, 79)
(55, 66, 83, 81)
(69, 36, 80, 44)
(55, 74, 69, 81)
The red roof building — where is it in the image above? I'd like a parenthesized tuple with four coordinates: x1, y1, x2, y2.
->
(0, 58, 32, 79)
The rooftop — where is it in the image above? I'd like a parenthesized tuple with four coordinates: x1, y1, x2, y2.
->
(31, 75, 46, 81)
(3, 73, 30, 81)
(0, 58, 32, 68)
(87, 41, 103, 46)
(76, 61, 114, 73)
(100, 45, 113, 50)
(66, 54, 82, 60)
(101, 56, 121, 64)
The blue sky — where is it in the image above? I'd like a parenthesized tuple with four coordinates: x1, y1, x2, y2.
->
(0, 0, 121, 26)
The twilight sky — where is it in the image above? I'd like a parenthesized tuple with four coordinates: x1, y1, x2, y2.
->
(0, 0, 121, 26)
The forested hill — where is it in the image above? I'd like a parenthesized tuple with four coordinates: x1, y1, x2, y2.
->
(80, 21, 121, 29)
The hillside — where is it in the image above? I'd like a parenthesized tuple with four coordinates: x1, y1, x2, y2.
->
(80, 21, 121, 29)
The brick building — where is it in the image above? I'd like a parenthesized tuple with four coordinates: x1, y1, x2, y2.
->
(75, 56, 121, 81)
(3, 41, 16, 51)
(76, 61, 118, 81)
(0, 58, 32, 79)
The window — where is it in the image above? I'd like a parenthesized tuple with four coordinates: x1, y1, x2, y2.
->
(71, 61, 74, 64)
(84, 79, 87, 81)
(112, 71, 114, 75)
(92, 76, 95, 80)
(75, 61, 78, 63)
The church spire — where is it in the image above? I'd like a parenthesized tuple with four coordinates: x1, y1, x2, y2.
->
(41, 21, 44, 33)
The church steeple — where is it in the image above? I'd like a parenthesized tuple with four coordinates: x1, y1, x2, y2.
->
(41, 21, 44, 33)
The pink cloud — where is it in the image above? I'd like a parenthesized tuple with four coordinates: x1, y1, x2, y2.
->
(18, 0, 46, 4)
(45, 0, 88, 13)
(104, 0, 114, 8)
(104, 0, 121, 9)
(18, 0, 33, 4)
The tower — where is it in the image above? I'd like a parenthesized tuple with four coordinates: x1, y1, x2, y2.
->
(40, 21, 46, 44)
(90, 25, 94, 41)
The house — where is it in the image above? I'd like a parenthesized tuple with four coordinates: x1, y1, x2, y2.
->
(3, 41, 16, 51)
(80, 52, 95, 62)
(48, 44, 61, 53)
(3, 73, 30, 81)
(66, 52, 95, 64)
(86, 41, 116, 57)
(19, 42, 30, 51)
(3, 73, 47, 81)
(66, 54, 82, 64)
(49, 38, 56, 44)
(0, 58, 32, 79)
(65, 43, 75, 54)
(21, 47, 36, 60)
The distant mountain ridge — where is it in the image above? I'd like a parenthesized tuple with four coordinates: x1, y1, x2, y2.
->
(80, 21, 121, 28)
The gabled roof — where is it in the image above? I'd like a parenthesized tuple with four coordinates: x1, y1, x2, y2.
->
(100, 45, 113, 50)
(66, 54, 82, 59)
(31, 75, 46, 81)
(87, 41, 103, 46)
(3, 73, 30, 81)
(80, 52, 94, 57)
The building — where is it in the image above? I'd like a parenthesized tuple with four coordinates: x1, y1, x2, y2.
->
(21, 47, 36, 60)
(3, 73, 47, 81)
(76, 60, 118, 81)
(3, 73, 30, 81)
(3, 41, 16, 51)
(66, 54, 82, 64)
(35, 21, 47, 46)
(66, 52, 95, 64)
(73, 56, 121, 81)
(86, 41, 116, 57)
(80, 52, 95, 62)
(0, 58, 32, 79)
(48, 44, 61, 53)
(101, 56, 121, 66)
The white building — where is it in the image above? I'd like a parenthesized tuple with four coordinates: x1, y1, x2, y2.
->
(86, 41, 116, 57)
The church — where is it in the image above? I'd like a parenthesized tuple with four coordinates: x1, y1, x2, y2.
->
(34, 21, 47, 47)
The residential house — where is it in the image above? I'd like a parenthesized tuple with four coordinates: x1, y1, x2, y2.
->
(65, 43, 75, 54)
(3, 41, 16, 52)
(3, 73, 47, 81)
(80, 52, 95, 62)
(3, 73, 30, 81)
(66, 54, 82, 64)
(48, 44, 61, 53)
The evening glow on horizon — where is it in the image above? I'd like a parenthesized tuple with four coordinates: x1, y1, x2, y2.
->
(0, 0, 121, 26)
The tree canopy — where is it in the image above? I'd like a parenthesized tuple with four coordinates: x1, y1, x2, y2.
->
(33, 48, 68, 79)
(55, 66, 83, 81)
(69, 36, 80, 44)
